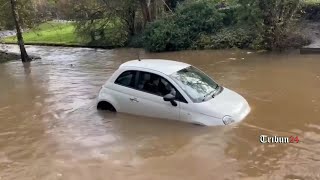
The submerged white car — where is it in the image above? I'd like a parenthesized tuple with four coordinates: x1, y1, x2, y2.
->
(97, 59, 250, 126)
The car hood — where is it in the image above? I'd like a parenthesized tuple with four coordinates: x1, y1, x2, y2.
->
(194, 87, 250, 121)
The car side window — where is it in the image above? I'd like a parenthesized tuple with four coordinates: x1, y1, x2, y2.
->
(114, 71, 137, 88)
(137, 71, 187, 103)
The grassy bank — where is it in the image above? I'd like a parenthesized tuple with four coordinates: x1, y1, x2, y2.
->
(305, 0, 320, 4)
(2, 21, 85, 46)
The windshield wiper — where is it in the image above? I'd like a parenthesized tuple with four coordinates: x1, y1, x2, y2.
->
(202, 90, 216, 101)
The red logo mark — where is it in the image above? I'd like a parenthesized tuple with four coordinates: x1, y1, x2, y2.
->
(289, 136, 299, 143)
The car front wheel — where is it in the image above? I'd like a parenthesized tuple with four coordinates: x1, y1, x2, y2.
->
(97, 101, 116, 112)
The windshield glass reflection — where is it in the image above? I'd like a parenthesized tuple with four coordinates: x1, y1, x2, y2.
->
(170, 66, 219, 103)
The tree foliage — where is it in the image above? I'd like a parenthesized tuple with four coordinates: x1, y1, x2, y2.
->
(0, 0, 312, 51)
(258, 0, 302, 50)
(0, 0, 39, 30)
(143, 0, 310, 51)
(143, 1, 225, 52)
(76, 18, 128, 47)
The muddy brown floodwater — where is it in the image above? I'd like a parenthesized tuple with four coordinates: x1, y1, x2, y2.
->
(0, 45, 320, 180)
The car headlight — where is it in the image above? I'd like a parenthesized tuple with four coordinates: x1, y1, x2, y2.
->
(222, 115, 235, 125)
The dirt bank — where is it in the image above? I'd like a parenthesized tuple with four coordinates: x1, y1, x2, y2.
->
(0, 50, 20, 63)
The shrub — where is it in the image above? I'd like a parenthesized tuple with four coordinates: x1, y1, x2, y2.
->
(174, 1, 224, 35)
(143, 0, 310, 52)
(143, 18, 187, 52)
(220, 6, 239, 26)
(193, 27, 259, 49)
(143, 1, 225, 52)
(127, 34, 144, 48)
(76, 19, 128, 47)
(279, 31, 311, 49)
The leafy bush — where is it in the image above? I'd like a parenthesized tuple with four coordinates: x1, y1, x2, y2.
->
(193, 27, 260, 49)
(278, 31, 311, 49)
(143, 0, 308, 52)
(143, 18, 188, 52)
(127, 34, 144, 48)
(174, 1, 224, 35)
(220, 6, 239, 26)
(76, 19, 128, 47)
(143, 1, 225, 52)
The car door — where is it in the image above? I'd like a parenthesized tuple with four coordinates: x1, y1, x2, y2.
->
(111, 70, 140, 115)
(129, 71, 180, 121)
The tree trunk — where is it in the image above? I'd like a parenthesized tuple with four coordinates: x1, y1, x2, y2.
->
(89, 20, 95, 42)
(258, 0, 274, 50)
(10, 0, 31, 62)
(139, 0, 151, 27)
(149, 0, 156, 21)
(127, 6, 136, 36)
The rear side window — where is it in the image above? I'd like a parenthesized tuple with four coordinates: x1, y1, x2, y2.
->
(115, 71, 137, 88)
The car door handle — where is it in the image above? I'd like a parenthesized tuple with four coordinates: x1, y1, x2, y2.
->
(129, 97, 139, 102)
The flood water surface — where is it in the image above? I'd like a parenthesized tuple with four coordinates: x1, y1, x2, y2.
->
(0, 45, 320, 180)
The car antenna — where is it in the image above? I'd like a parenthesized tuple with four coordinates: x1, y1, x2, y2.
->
(137, 51, 141, 61)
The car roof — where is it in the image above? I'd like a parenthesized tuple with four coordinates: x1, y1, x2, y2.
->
(119, 59, 190, 75)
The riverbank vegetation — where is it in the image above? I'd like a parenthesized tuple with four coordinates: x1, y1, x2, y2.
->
(3, 22, 82, 45)
(302, 0, 320, 21)
(143, 0, 313, 52)
(0, 50, 20, 63)
(1, 0, 319, 52)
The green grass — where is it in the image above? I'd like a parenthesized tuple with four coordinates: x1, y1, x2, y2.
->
(2, 21, 87, 45)
(304, 0, 320, 4)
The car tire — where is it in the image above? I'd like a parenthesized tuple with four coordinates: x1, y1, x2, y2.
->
(97, 101, 116, 112)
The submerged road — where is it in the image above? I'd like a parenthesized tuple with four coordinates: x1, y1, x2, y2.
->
(0, 45, 320, 180)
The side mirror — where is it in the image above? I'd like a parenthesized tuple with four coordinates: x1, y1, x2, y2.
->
(163, 93, 177, 107)
(163, 93, 175, 101)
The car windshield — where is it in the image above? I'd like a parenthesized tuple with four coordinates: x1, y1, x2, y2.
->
(170, 66, 219, 103)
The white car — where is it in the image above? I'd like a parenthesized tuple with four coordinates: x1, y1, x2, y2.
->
(97, 59, 250, 126)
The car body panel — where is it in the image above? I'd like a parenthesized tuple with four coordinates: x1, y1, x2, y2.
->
(193, 88, 251, 121)
(120, 60, 190, 75)
(128, 88, 180, 120)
